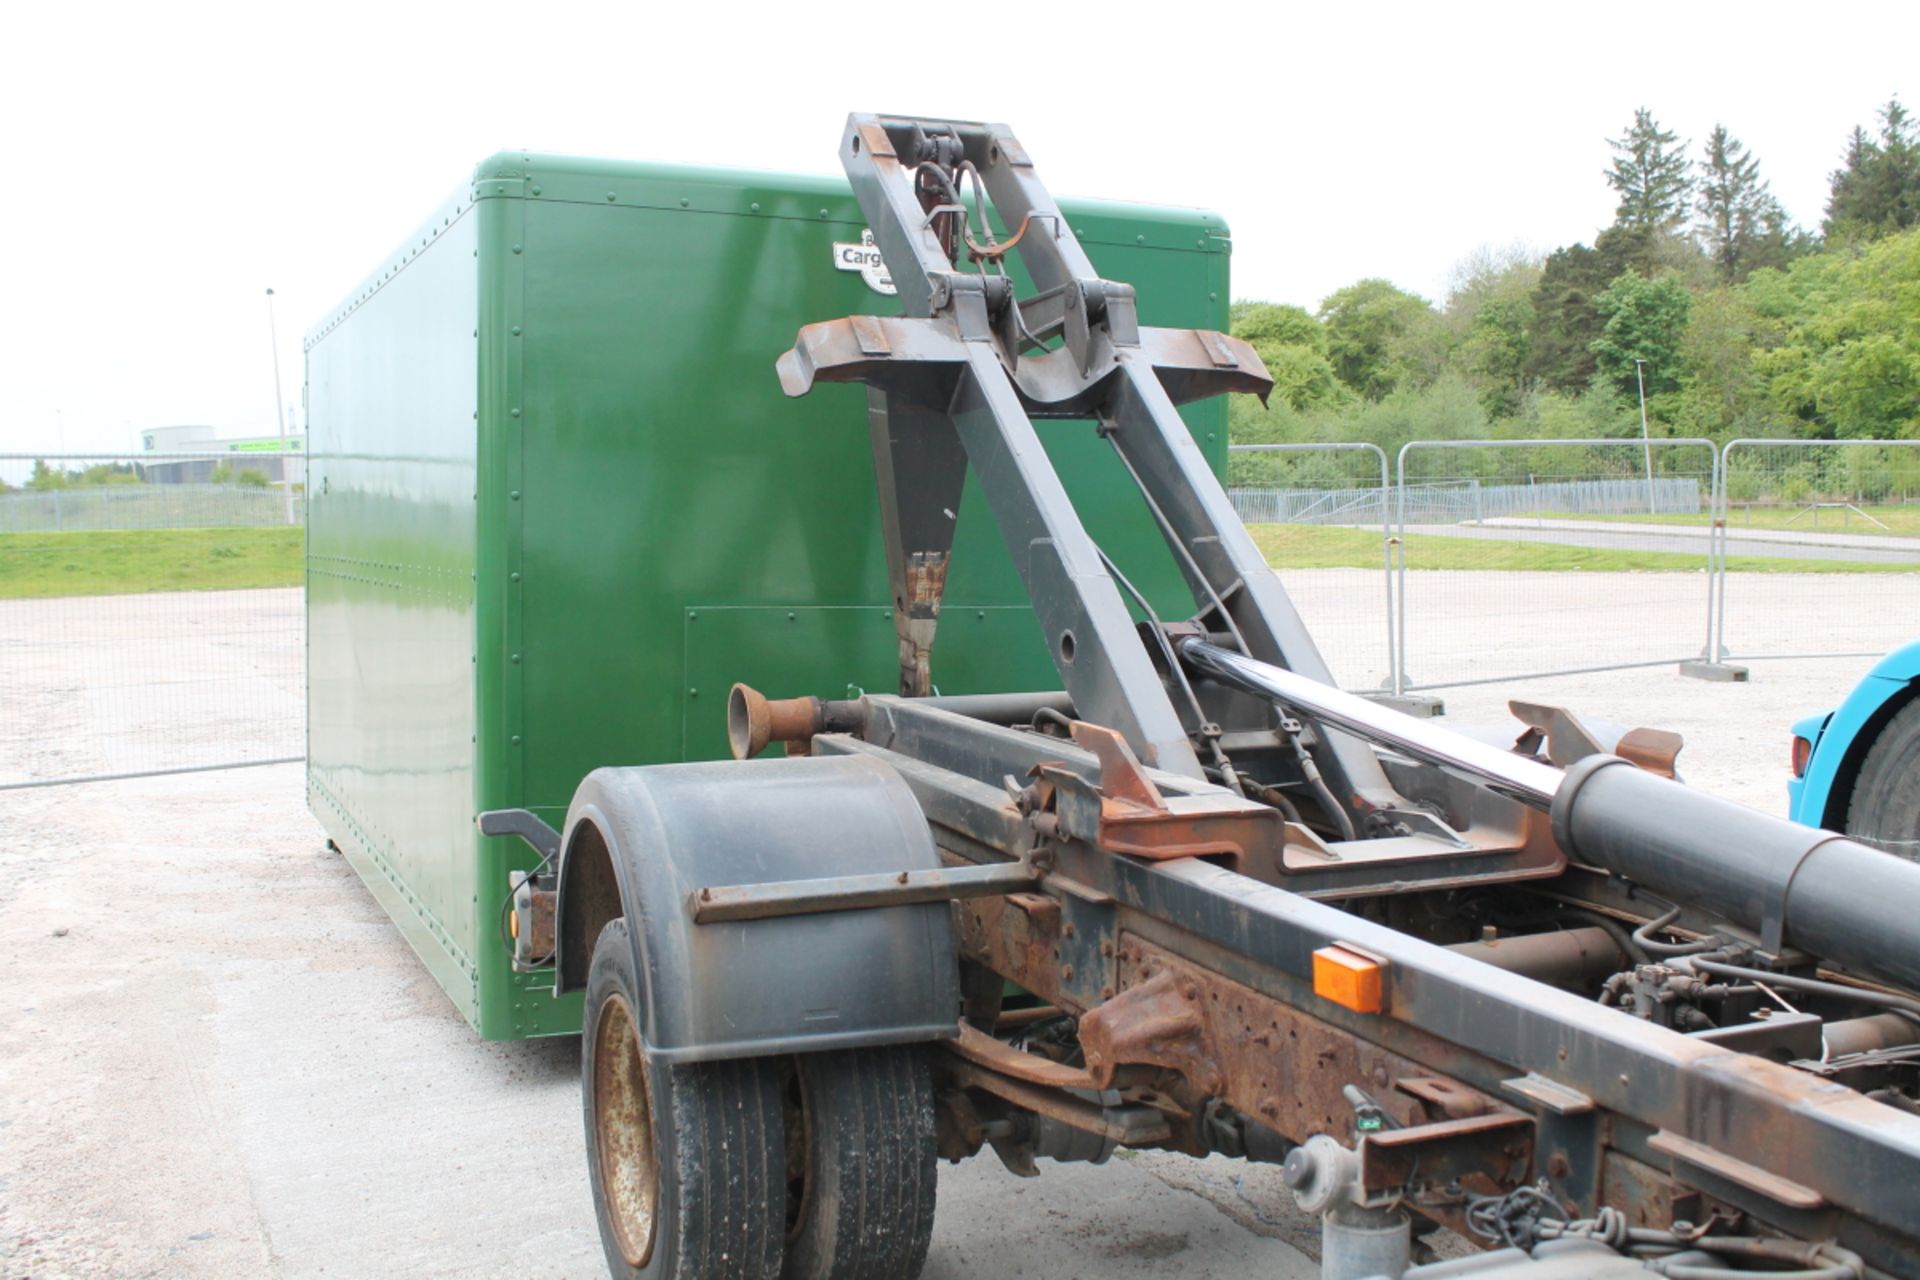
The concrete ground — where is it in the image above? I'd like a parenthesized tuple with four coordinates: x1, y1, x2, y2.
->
(0, 577, 1901, 1278)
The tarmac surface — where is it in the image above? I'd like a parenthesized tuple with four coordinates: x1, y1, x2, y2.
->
(1404, 516, 1919, 565)
(0, 583, 1899, 1278)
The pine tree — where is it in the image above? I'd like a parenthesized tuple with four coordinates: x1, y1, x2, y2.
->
(1695, 125, 1789, 281)
(1606, 109, 1692, 234)
(1825, 99, 1920, 241)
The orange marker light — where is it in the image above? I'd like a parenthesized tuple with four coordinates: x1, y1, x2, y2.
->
(1313, 944, 1386, 1014)
(1791, 735, 1813, 779)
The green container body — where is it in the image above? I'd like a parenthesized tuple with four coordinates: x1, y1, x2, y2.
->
(304, 151, 1233, 1039)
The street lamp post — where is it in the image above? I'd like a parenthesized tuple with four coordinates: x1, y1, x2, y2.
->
(1635, 357, 1657, 515)
(265, 288, 295, 526)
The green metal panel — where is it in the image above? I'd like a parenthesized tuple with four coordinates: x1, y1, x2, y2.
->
(306, 150, 1233, 1040)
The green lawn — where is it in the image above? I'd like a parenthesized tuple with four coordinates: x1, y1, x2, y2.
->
(0, 528, 304, 598)
(0, 523, 1903, 601)
(1249, 523, 1913, 574)
(1528, 504, 1920, 536)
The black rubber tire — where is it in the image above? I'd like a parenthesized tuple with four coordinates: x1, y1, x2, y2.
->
(782, 1046, 938, 1280)
(1845, 698, 1920, 860)
(582, 918, 786, 1280)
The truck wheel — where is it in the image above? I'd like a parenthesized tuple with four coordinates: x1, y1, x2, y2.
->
(583, 918, 785, 1280)
(1846, 698, 1920, 860)
(782, 1046, 938, 1280)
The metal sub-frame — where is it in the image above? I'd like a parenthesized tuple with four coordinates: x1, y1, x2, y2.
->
(788, 111, 1414, 821)
(802, 699, 1920, 1266)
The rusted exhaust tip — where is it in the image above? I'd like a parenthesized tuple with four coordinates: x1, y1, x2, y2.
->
(728, 683, 772, 760)
(729, 685, 832, 759)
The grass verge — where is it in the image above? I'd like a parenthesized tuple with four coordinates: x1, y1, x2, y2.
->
(0, 528, 304, 598)
(1250, 523, 1912, 574)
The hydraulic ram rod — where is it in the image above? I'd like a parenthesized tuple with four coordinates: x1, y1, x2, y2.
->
(1177, 638, 1563, 808)
(1179, 637, 1920, 991)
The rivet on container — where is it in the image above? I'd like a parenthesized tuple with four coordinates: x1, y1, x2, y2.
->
(606, 191, 616, 201)
(750, 201, 761, 213)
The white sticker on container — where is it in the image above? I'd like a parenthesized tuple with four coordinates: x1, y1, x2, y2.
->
(832, 229, 896, 296)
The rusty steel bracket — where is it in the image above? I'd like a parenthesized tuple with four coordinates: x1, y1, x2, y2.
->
(689, 859, 1039, 924)
(1078, 969, 1223, 1094)
(1509, 701, 1683, 778)
(1359, 1110, 1535, 1195)
(1034, 721, 1289, 865)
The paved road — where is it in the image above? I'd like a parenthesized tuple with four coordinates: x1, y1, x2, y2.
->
(1404, 519, 1918, 566)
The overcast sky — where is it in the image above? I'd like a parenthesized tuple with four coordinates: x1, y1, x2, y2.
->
(2, 0, 1914, 462)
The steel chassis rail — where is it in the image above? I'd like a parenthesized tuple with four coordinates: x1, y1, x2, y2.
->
(816, 697, 1920, 1269)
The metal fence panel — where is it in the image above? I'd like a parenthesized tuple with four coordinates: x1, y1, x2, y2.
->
(1228, 443, 1393, 690)
(1713, 440, 1920, 663)
(1393, 439, 1719, 691)
(0, 452, 304, 788)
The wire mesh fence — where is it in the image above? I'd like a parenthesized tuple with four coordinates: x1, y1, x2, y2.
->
(3, 440, 1914, 790)
(0, 453, 304, 788)
(1392, 439, 1719, 691)
(1227, 443, 1394, 690)
(1712, 440, 1920, 664)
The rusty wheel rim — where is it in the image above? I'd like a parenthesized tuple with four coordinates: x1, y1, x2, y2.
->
(593, 994, 659, 1268)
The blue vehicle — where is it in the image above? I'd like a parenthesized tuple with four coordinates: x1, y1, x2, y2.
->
(1788, 641, 1920, 857)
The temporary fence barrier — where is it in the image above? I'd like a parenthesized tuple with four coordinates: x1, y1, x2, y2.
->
(0, 452, 304, 789)
(1710, 439, 1920, 666)
(1393, 439, 1720, 692)
(1228, 442, 1394, 691)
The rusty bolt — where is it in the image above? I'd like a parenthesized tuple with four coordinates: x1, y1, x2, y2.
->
(896, 871, 909, 884)
(1100, 985, 1114, 1000)
(1181, 984, 1199, 1002)
(1547, 1153, 1571, 1179)
(1100, 941, 1113, 957)
(1062, 924, 1076, 939)
(1062, 965, 1075, 981)
(699, 887, 712, 901)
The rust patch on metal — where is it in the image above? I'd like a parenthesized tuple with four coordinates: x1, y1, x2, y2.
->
(1079, 970, 1223, 1094)
(1397, 1075, 1494, 1120)
(1037, 722, 1288, 866)
(954, 892, 1071, 1011)
(1599, 1149, 1703, 1232)
(1069, 721, 1167, 812)
(897, 551, 949, 696)
(1361, 1111, 1534, 1194)
(1617, 728, 1684, 778)
(1106, 937, 1508, 1149)
(1648, 1129, 1826, 1211)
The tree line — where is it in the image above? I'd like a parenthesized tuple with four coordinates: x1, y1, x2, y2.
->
(1228, 99, 1920, 482)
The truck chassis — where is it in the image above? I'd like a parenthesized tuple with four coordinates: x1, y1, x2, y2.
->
(489, 115, 1920, 1280)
